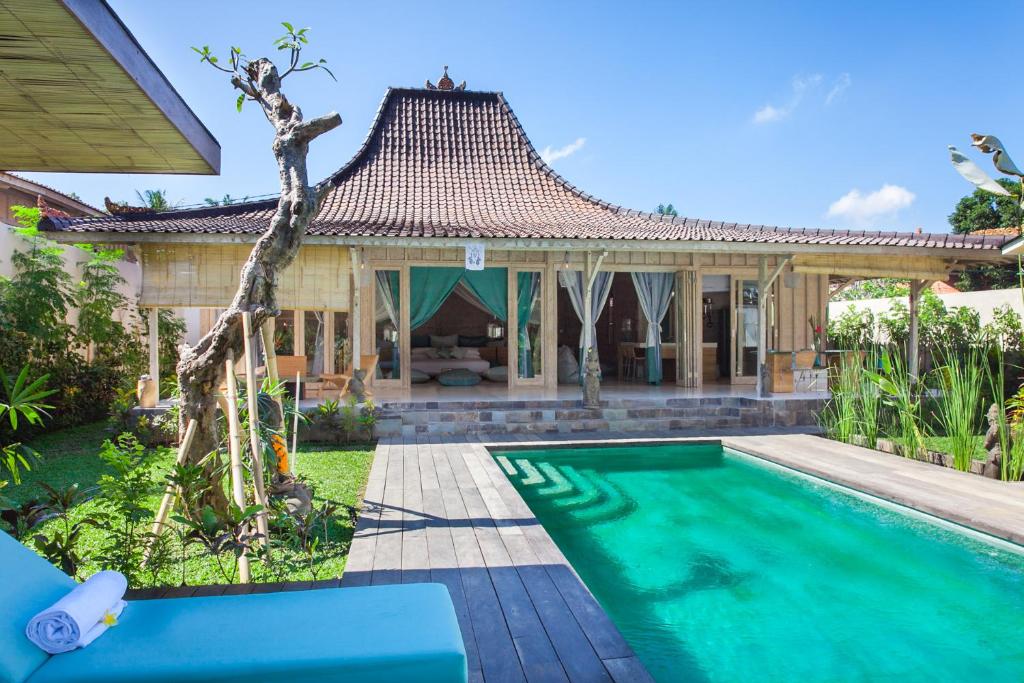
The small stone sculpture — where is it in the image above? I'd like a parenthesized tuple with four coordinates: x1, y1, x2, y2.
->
(583, 347, 601, 409)
(348, 368, 368, 403)
(981, 402, 1003, 479)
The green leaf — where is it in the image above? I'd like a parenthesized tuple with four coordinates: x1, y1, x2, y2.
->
(282, 21, 294, 32)
(236, 93, 245, 113)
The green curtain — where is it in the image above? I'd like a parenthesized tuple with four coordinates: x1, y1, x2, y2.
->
(409, 267, 464, 329)
(517, 272, 540, 378)
(462, 268, 509, 321)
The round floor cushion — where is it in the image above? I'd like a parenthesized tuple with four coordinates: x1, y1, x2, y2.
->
(483, 366, 508, 382)
(437, 368, 482, 387)
(410, 368, 432, 384)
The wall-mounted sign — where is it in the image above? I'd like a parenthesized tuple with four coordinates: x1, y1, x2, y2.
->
(465, 242, 485, 271)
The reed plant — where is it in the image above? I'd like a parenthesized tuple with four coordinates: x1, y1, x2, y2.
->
(856, 348, 881, 450)
(821, 354, 860, 443)
(865, 348, 927, 459)
(931, 346, 984, 472)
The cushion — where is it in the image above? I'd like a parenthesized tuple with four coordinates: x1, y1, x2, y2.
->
(462, 348, 482, 360)
(483, 366, 508, 382)
(411, 334, 431, 349)
(410, 368, 432, 384)
(458, 335, 488, 348)
(28, 584, 467, 683)
(0, 531, 75, 683)
(410, 347, 435, 359)
(437, 369, 482, 387)
(430, 334, 459, 348)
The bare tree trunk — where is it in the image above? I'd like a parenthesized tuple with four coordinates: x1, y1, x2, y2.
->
(176, 58, 340, 510)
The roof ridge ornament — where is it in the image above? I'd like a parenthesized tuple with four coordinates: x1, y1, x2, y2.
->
(425, 65, 466, 91)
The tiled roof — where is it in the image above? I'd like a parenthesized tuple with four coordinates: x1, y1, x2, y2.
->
(40, 88, 1009, 252)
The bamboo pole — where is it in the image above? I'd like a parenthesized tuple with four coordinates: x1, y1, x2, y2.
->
(223, 352, 252, 584)
(143, 418, 197, 563)
(259, 317, 290, 474)
(241, 312, 272, 560)
(292, 371, 301, 471)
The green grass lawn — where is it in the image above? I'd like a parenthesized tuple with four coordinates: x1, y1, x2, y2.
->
(6, 422, 374, 588)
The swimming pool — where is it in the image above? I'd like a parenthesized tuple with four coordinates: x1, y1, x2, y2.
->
(494, 443, 1024, 682)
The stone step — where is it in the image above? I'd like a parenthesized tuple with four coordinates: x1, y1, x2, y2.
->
(374, 415, 757, 439)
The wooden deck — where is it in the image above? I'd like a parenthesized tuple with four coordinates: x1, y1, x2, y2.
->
(341, 435, 653, 683)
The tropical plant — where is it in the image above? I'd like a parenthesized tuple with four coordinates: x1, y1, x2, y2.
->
(985, 346, 1024, 481)
(90, 433, 158, 586)
(865, 348, 927, 459)
(857, 348, 882, 450)
(204, 194, 249, 206)
(172, 503, 264, 583)
(820, 355, 860, 444)
(656, 203, 678, 217)
(135, 189, 175, 211)
(827, 307, 875, 350)
(930, 346, 985, 472)
(831, 278, 910, 301)
(31, 483, 88, 578)
(0, 367, 55, 502)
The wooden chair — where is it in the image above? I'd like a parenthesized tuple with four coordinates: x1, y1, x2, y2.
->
(319, 354, 379, 401)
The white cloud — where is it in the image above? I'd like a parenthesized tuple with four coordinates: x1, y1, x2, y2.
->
(753, 72, 853, 123)
(753, 104, 785, 124)
(825, 73, 851, 105)
(540, 137, 586, 164)
(751, 74, 821, 124)
(827, 184, 915, 225)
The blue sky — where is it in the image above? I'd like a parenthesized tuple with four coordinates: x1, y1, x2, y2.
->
(21, 1, 1024, 233)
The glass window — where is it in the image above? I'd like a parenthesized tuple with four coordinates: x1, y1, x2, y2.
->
(274, 310, 295, 355)
(735, 280, 759, 377)
(375, 270, 401, 380)
(304, 311, 325, 375)
(333, 311, 350, 371)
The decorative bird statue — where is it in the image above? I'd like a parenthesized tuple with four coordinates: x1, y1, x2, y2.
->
(949, 146, 1011, 196)
(971, 134, 1024, 179)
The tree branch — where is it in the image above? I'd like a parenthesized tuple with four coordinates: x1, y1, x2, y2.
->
(294, 113, 342, 143)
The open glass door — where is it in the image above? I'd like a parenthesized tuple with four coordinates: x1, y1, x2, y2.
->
(732, 278, 759, 382)
(510, 268, 545, 386)
(373, 269, 402, 384)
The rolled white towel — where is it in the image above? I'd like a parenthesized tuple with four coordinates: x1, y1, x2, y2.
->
(25, 570, 128, 654)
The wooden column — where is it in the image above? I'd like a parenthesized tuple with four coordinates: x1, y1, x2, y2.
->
(582, 253, 594, 355)
(323, 311, 335, 374)
(293, 309, 305, 359)
(147, 307, 160, 401)
(543, 256, 558, 392)
(676, 270, 701, 388)
(908, 279, 925, 381)
(756, 255, 793, 397)
(350, 248, 362, 370)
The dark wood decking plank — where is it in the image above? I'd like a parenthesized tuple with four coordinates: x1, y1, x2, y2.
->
(401, 441, 430, 584)
(341, 440, 390, 587)
(370, 441, 403, 585)
(450, 444, 569, 683)
(603, 656, 656, 683)
(439, 442, 527, 683)
(420, 437, 482, 677)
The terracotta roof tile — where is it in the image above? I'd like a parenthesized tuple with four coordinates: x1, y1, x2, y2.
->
(41, 88, 1009, 251)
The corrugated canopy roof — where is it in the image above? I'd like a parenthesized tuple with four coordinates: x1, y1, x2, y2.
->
(41, 86, 1008, 253)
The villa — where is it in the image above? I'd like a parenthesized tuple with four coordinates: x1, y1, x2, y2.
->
(40, 71, 1010, 411)
(4, 5, 1023, 679)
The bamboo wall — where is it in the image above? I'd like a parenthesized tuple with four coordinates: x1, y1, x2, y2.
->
(140, 244, 351, 310)
(771, 272, 830, 351)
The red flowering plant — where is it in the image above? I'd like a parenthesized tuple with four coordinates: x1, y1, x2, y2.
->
(808, 316, 824, 352)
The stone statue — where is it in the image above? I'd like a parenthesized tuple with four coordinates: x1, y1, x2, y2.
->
(981, 402, 1003, 479)
(583, 347, 601, 409)
(348, 368, 368, 403)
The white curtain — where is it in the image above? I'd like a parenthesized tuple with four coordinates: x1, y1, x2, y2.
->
(559, 270, 613, 375)
(630, 272, 675, 384)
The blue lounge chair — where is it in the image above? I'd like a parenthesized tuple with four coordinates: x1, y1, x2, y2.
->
(0, 531, 467, 683)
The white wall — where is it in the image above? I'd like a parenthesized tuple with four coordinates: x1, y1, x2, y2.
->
(0, 222, 142, 327)
(829, 287, 1024, 327)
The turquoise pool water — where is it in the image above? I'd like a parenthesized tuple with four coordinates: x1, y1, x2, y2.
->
(495, 444, 1024, 682)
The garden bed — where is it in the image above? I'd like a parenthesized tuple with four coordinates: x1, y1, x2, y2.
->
(3, 422, 374, 587)
(848, 434, 997, 478)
